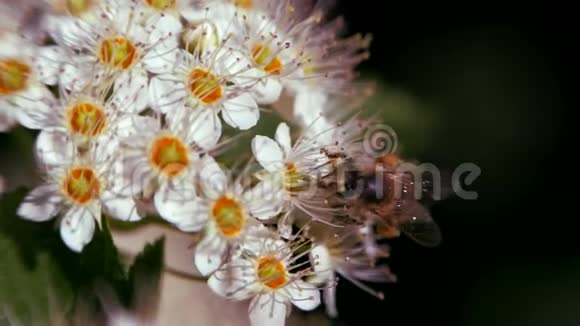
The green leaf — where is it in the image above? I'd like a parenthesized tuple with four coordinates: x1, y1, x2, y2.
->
(127, 237, 165, 318)
(0, 189, 74, 326)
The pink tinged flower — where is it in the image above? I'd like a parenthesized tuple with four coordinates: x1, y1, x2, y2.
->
(308, 226, 396, 317)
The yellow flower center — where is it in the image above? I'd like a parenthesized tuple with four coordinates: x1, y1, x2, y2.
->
(65, 0, 94, 16)
(188, 68, 223, 104)
(256, 256, 287, 289)
(284, 162, 307, 193)
(211, 196, 245, 238)
(149, 136, 189, 177)
(252, 44, 282, 75)
(0, 59, 30, 95)
(144, 0, 175, 10)
(66, 102, 107, 137)
(98, 37, 139, 70)
(62, 167, 101, 205)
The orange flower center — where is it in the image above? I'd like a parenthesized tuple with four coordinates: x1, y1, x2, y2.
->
(252, 44, 282, 75)
(144, 0, 175, 10)
(67, 102, 107, 137)
(211, 196, 245, 238)
(188, 69, 223, 104)
(98, 37, 139, 70)
(62, 167, 101, 205)
(149, 136, 189, 177)
(65, 0, 94, 16)
(230, 0, 252, 8)
(0, 59, 30, 95)
(256, 256, 287, 289)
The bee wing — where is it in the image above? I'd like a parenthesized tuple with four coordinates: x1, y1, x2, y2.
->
(398, 201, 442, 247)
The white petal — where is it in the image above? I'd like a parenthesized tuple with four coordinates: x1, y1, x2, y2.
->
(153, 181, 205, 230)
(274, 123, 292, 157)
(113, 70, 149, 113)
(53, 17, 96, 50)
(252, 78, 283, 105)
(142, 46, 180, 75)
(35, 46, 65, 86)
(194, 231, 227, 276)
(17, 184, 62, 222)
(285, 280, 321, 311)
(309, 245, 334, 284)
(114, 115, 159, 140)
(35, 130, 74, 167)
(13, 86, 55, 130)
(148, 75, 185, 114)
(60, 206, 97, 253)
(245, 177, 284, 220)
(183, 108, 222, 149)
(102, 191, 141, 222)
(221, 93, 259, 130)
(199, 156, 227, 200)
(294, 89, 327, 127)
(251, 136, 284, 172)
(249, 294, 288, 326)
(208, 258, 256, 300)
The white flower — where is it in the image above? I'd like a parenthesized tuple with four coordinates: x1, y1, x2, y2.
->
(149, 48, 260, 130)
(208, 231, 321, 326)
(119, 110, 220, 228)
(51, 2, 180, 107)
(308, 225, 396, 318)
(0, 34, 62, 131)
(251, 122, 339, 224)
(30, 82, 144, 166)
(189, 157, 282, 275)
(17, 146, 141, 252)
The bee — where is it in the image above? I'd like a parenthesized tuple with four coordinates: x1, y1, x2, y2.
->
(337, 153, 443, 247)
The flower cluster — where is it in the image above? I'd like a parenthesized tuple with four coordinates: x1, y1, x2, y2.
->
(1, 0, 439, 325)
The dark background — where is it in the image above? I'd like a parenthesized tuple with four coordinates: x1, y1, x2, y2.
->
(332, 3, 574, 326)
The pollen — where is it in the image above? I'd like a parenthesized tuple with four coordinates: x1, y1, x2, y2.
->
(211, 196, 245, 238)
(0, 59, 30, 95)
(188, 68, 223, 104)
(144, 0, 175, 10)
(62, 167, 101, 205)
(98, 37, 139, 70)
(64, 0, 94, 16)
(67, 102, 106, 137)
(252, 45, 282, 75)
(256, 256, 287, 289)
(149, 136, 189, 177)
